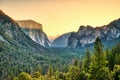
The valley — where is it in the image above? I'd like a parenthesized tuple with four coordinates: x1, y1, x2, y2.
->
(0, 10, 120, 80)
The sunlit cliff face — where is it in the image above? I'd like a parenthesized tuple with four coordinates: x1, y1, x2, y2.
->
(1, 0, 120, 38)
(17, 20, 42, 30)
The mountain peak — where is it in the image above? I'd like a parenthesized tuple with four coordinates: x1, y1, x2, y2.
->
(0, 10, 5, 15)
(17, 20, 42, 30)
(86, 25, 93, 28)
(80, 25, 86, 28)
(0, 10, 46, 53)
(53, 18, 120, 48)
(16, 20, 50, 47)
(0, 10, 16, 24)
(101, 18, 120, 30)
(78, 25, 94, 32)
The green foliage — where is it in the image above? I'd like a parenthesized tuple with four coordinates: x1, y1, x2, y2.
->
(84, 48, 91, 72)
(96, 67, 112, 80)
(32, 71, 41, 78)
(0, 39, 79, 80)
(73, 59, 78, 67)
(54, 70, 60, 80)
(47, 66, 53, 79)
(69, 66, 79, 80)
(78, 71, 88, 80)
(89, 37, 109, 80)
(1, 36, 120, 80)
(94, 37, 103, 56)
(107, 43, 120, 71)
(112, 65, 120, 80)
(13, 41, 120, 80)
(18, 72, 31, 80)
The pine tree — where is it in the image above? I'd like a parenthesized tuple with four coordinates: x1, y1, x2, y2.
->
(69, 66, 79, 80)
(33, 71, 41, 78)
(47, 66, 53, 80)
(18, 72, 31, 80)
(84, 48, 91, 72)
(54, 70, 60, 80)
(96, 67, 112, 80)
(109, 43, 120, 70)
(112, 65, 120, 80)
(74, 59, 78, 67)
(78, 71, 88, 80)
(89, 37, 111, 80)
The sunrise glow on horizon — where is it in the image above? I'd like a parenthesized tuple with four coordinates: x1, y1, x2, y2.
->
(1, 0, 120, 39)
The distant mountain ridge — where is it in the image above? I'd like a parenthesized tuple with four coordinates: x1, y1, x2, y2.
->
(51, 32, 73, 47)
(17, 20, 51, 47)
(51, 18, 120, 49)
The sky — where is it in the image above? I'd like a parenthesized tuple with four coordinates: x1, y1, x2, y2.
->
(0, 0, 120, 40)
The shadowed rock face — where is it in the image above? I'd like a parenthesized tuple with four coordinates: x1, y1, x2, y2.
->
(17, 20, 51, 47)
(0, 10, 46, 53)
(51, 32, 73, 47)
(52, 18, 120, 48)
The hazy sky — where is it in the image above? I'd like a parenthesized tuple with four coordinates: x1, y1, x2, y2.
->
(1, 0, 120, 39)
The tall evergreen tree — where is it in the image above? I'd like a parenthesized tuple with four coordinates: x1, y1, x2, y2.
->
(74, 59, 78, 67)
(109, 43, 120, 70)
(33, 71, 41, 78)
(69, 66, 79, 80)
(89, 37, 111, 80)
(18, 72, 31, 80)
(84, 48, 91, 72)
(112, 65, 120, 80)
(47, 66, 53, 80)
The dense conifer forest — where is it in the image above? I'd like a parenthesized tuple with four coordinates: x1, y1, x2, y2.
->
(1, 37, 119, 80)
